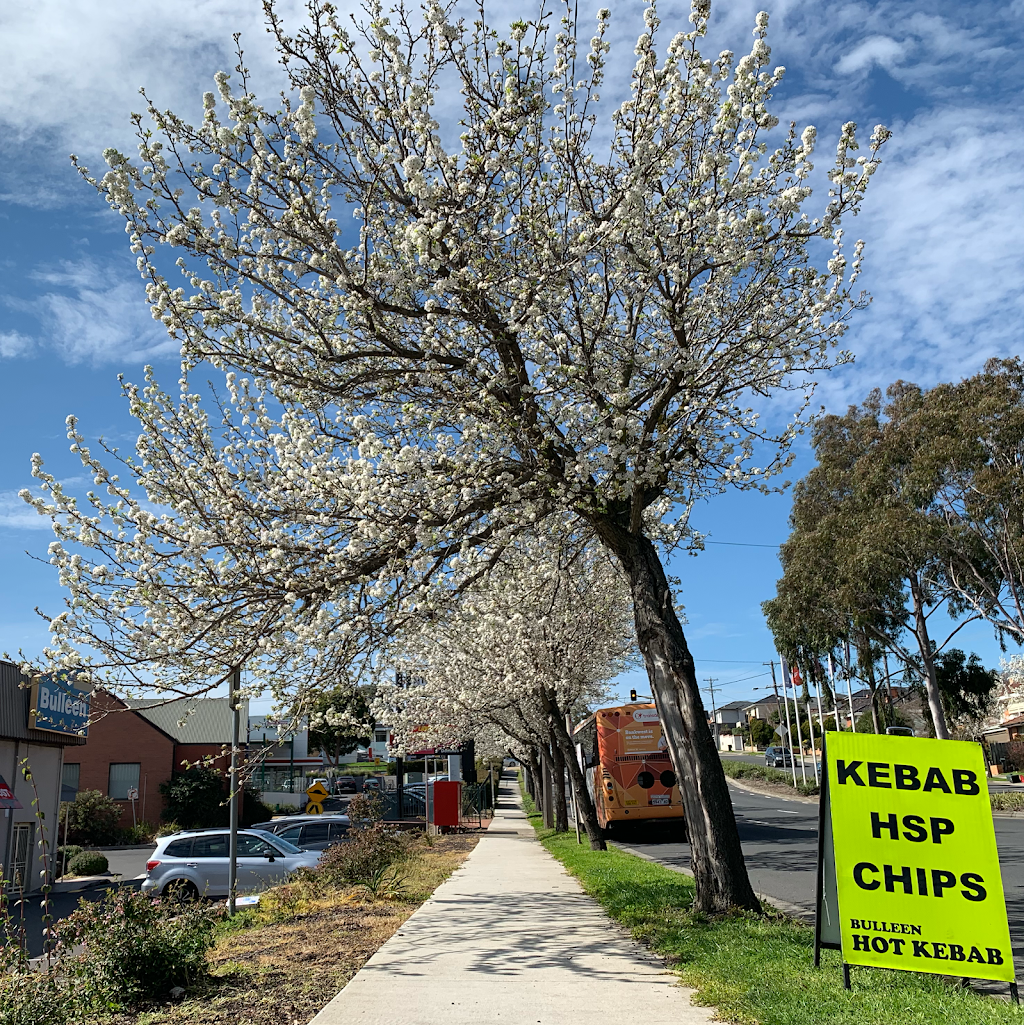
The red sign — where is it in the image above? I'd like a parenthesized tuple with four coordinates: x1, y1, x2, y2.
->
(0, 773, 22, 810)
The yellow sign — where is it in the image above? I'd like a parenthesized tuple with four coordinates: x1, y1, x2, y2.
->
(304, 781, 330, 815)
(826, 732, 1012, 982)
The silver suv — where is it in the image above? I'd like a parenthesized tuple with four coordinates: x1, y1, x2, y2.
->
(142, 828, 322, 899)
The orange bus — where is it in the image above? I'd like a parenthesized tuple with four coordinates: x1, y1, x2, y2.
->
(573, 702, 685, 834)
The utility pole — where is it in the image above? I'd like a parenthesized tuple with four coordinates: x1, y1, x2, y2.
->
(704, 678, 720, 750)
(228, 666, 241, 917)
(767, 661, 798, 787)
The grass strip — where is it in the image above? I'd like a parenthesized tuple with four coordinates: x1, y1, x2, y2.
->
(719, 757, 820, 796)
(522, 788, 1019, 1025)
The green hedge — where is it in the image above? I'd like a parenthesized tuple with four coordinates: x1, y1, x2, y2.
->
(66, 851, 109, 877)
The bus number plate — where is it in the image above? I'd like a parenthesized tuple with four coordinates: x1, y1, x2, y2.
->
(650, 795, 670, 806)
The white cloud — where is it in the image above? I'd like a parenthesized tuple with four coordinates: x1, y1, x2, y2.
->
(0, 330, 31, 357)
(0, 0, 304, 203)
(0, 490, 52, 531)
(3, 259, 178, 364)
(823, 105, 1024, 401)
(836, 34, 906, 74)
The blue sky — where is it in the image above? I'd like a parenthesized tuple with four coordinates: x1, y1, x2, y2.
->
(1, 0, 1021, 712)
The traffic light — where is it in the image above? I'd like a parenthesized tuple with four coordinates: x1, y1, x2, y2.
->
(630, 689, 637, 702)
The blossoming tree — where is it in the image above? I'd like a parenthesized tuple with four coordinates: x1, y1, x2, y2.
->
(47, 0, 889, 911)
(377, 537, 632, 849)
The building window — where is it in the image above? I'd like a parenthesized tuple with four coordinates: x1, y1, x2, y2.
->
(62, 762, 80, 792)
(374, 730, 387, 744)
(108, 763, 140, 800)
(12, 823, 33, 889)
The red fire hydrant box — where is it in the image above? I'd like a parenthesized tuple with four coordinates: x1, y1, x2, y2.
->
(430, 781, 461, 827)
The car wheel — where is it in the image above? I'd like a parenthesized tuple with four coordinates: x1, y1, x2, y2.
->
(163, 878, 199, 902)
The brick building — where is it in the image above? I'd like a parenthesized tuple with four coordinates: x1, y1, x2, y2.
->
(66, 692, 246, 827)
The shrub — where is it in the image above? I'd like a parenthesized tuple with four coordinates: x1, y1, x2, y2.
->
(61, 790, 122, 846)
(160, 767, 227, 827)
(240, 784, 276, 827)
(57, 844, 84, 866)
(67, 851, 109, 877)
(0, 971, 76, 1025)
(57, 888, 216, 1008)
(347, 791, 384, 826)
(156, 820, 182, 837)
(117, 822, 156, 844)
(718, 758, 820, 797)
(991, 791, 1024, 812)
(316, 821, 407, 886)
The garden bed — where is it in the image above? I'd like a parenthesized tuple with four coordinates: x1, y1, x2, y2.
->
(3, 833, 478, 1025)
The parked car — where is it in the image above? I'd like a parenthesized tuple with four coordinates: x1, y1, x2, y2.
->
(250, 814, 351, 851)
(142, 828, 320, 900)
(764, 746, 794, 768)
(334, 776, 358, 793)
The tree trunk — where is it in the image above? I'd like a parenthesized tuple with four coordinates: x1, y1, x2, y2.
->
(549, 716, 606, 850)
(540, 748, 554, 828)
(910, 574, 950, 740)
(593, 522, 760, 914)
(549, 741, 569, 833)
(525, 748, 541, 806)
(855, 631, 881, 734)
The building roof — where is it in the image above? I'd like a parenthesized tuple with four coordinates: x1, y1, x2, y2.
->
(717, 700, 753, 712)
(127, 696, 248, 745)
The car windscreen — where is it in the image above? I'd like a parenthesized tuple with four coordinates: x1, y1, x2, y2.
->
(251, 829, 303, 854)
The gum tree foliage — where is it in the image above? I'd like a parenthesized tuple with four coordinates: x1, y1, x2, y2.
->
(377, 539, 631, 849)
(918, 359, 1024, 646)
(32, 0, 888, 912)
(766, 365, 1024, 742)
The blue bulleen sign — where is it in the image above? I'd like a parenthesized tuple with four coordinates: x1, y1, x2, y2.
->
(28, 673, 91, 738)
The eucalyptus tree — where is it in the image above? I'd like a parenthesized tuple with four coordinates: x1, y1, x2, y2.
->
(919, 359, 1024, 646)
(377, 539, 632, 850)
(764, 382, 1009, 741)
(50, 0, 888, 911)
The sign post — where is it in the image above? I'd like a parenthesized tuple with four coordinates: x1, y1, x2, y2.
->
(816, 731, 1016, 1000)
(126, 786, 139, 829)
(305, 780, 330, 815)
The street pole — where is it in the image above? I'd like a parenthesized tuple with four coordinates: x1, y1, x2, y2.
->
(812, 664, 827, 741)
(782, 656, 807, 785)
(704, 678, 719, 750)
(228, 666, 241, 917)
(768, 661, 798, 787)
(827, 653, 842, 731)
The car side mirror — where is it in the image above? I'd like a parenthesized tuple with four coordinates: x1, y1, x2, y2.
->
(265, 853, 276, 862)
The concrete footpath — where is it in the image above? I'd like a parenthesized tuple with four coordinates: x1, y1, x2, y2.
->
(309, 773, 714, 1025)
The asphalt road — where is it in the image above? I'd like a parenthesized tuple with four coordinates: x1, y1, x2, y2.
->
(616, 782, 1024, 968)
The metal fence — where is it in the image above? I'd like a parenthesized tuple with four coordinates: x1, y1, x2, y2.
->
(987, 741, 1024, 774)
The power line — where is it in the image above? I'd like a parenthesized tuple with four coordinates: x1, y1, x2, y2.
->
(693, 658, 770, 664)
(703, 540, 781, 549)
